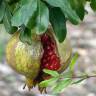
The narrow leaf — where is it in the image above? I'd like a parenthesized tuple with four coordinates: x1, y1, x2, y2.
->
(72, 78, 85, 84)
(69, 52, 79, 71)
(43, 69, 59, 77)
(53, 79, 72, 94)
(61, 71, 72, 79)
(39, 78, 58, 88)
(50, 7, 67, 43)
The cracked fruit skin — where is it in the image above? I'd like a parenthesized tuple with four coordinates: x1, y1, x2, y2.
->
(6, 32, 43, 89)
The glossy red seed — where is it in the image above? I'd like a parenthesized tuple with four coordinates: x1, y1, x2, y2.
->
(41, 34, 51, 44)
(51, 55, 56, 60)
(48, 51, 53, 56)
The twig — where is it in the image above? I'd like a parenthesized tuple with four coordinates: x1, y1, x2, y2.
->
(59, 74, 96, 80)
(72, 75, 96, 79)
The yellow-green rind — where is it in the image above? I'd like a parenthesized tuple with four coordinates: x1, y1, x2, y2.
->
(6, 32, 43, 79)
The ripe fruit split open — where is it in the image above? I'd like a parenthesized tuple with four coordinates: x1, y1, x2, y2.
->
(6, 27, 72, 90)
(41, 33, 60, 70)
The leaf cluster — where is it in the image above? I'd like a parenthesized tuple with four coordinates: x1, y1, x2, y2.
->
(0, 0, 96, 43)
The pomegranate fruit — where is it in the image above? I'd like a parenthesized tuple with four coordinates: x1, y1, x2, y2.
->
(6, 32, 43, 89)
(6, 27, 72, 90)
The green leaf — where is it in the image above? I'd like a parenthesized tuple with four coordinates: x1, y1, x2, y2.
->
(72, 78, 85, 84)
(3, 4, 17, 34)
(0, 1, 6, 22)
(44, 0, 80, 24)
(0, 1, 2, 5)
(50, 7, 67, 43)
(90, 0, 96, 11)
(39, 78, 58, 88)
(43, 69, 59, 77)
(70, 0, 85, 20)
(69, 52, 79, 71)
(53, 78, 72, 93)
(11, 0, 37, 27)
(0, 42, 4, 61)
(35, 0, 49, 34)
(61, 71, 72, 79)
(5, 0, 20, 4)
(19, 26, 32, 45)
(0, 21, 3, 24)
(13, 0, 30, 13)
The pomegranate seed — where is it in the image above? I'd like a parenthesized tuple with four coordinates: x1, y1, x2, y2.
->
(41, 33, 61, 71)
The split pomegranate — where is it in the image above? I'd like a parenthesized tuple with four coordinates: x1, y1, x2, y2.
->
(6, 27, 72, 90)
(41, 33, 60, 70)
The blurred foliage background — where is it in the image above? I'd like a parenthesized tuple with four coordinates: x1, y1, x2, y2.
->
(0, 24, 10, 62)
(0, 4, 96, 96)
